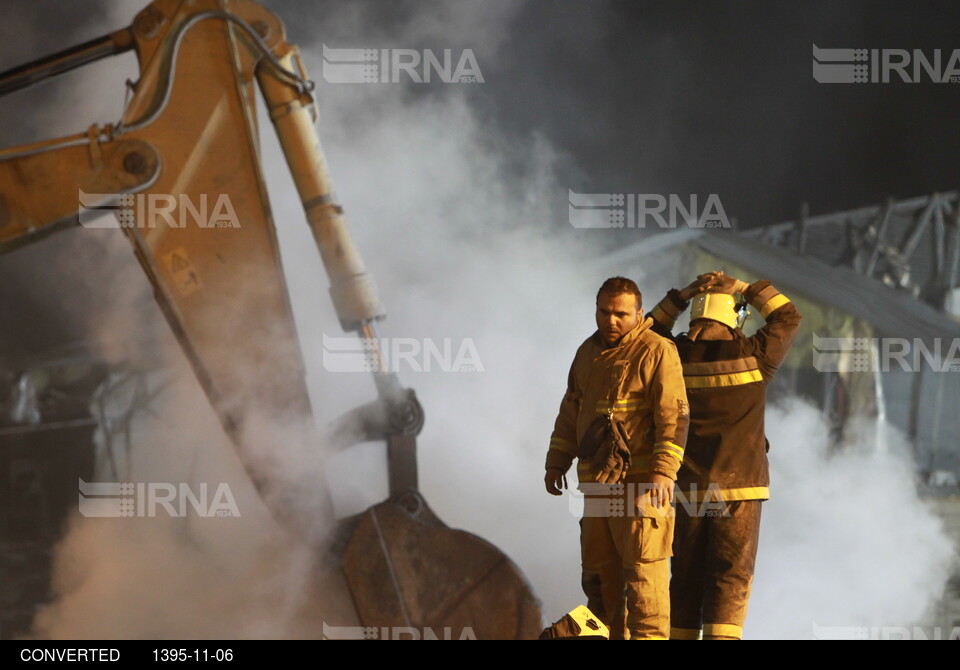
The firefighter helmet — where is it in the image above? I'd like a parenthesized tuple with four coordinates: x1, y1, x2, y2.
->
(690, 293, 749, 329)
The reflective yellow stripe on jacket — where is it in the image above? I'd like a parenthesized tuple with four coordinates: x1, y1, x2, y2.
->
(596, 398, 642, 413)
(682, 356, 762, 389)
(680, 486, 770, 502)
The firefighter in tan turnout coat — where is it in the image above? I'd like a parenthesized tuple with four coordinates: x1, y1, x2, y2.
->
(544, 277, 690, 639)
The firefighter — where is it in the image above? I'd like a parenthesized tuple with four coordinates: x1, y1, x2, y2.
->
(649, 272, 802, 640)
(544, 276, 690, 639)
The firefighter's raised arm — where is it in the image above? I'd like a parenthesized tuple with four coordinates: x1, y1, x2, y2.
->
(742, 280, 802, 380)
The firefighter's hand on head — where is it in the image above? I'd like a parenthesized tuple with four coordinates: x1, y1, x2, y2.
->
(679, 272, 723, 301)
(707, 271, 750, 296)
(545, 468, 567, 496)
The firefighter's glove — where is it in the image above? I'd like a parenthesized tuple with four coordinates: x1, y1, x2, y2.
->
(679, 273, 722, 301)
(592, 416, 632, 485)
(709, 271, 750, 295)
(578, 415, 609, 460)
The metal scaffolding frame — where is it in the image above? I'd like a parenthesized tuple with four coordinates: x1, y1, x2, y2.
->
(749, 191, 960, 310)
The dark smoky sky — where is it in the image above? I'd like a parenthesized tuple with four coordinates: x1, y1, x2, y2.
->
(1, 0, 959, 356)
(2, 0, 959, 227)
(262, 0, 960, 227)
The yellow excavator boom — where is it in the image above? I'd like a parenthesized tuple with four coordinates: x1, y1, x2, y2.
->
(0, 0, 540, 638)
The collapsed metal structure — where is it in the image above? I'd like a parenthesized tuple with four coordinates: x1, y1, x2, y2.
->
(752, 192, 960, 316)
(746, 192, 960, 479)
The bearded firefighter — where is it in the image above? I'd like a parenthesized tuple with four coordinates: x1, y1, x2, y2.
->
(544, 276, 690, 639)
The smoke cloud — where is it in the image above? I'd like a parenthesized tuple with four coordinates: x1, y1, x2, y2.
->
(751, 402, 954, 638)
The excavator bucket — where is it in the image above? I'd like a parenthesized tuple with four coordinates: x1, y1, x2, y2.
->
(340, 491, 543, 640)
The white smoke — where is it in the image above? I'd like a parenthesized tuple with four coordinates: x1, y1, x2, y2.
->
(750, 400, 954, 639)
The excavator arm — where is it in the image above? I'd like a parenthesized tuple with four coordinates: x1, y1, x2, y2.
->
(0, 0, 540, 638)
